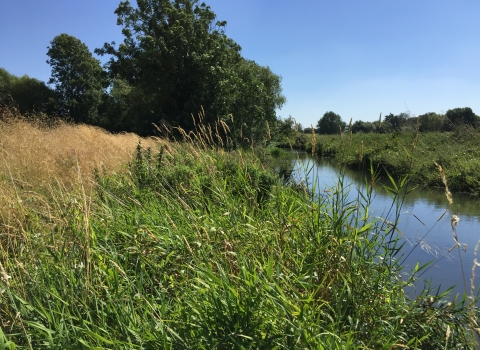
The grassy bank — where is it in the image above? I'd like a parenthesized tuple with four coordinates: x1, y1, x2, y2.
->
(0, 114, 478, 348)
(306, 128, 480, 195)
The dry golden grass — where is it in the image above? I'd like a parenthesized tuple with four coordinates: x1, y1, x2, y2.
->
(0, 107, 162, 247)
(0, 116, 159, 189)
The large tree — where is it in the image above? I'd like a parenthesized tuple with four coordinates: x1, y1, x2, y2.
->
(444, 107, 479, 130)
(229, 59, 285, 142)
(95, 0, 285, 137)
(316, 111, 345, 135)
(47, 34, 107, 124)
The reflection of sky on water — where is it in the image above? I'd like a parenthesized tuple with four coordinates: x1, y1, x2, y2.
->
(285, 151, 480, 299)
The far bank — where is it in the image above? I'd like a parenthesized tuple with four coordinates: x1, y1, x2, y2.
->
(301, 129, 480, 195)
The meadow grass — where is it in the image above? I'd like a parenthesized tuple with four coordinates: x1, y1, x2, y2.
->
(305, 128, 480, 195)
(0, 110, 478, 348)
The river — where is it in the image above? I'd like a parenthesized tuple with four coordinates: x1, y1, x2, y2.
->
(281, 150, 480, 300)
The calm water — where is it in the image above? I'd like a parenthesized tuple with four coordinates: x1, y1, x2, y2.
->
(282, 151, 480, 300)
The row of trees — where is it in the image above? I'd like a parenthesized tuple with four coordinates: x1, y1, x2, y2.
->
(307, 108, 479, 135)
(1, 0, 286, 140)
(0, 68, 57, 115)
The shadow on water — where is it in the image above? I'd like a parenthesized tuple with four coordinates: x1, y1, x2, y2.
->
(279, 150, 480, 300)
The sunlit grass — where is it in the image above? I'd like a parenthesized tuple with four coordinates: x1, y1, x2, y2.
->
(0, 108, 478, 348)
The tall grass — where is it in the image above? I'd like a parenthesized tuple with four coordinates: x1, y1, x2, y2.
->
(0, 108, 478, 348)
(0, 106, 159, 251)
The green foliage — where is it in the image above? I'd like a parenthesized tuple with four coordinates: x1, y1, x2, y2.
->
(308, 129, 480, 194)
(0, 142, 478, 348)
(316, 111, 346, 135)
(268, 116, 307, 150)
(351, 120, 377, 133)
(47, 33, 108, 124)
(418, 112, 446, 132)
(231, 59, 286, 142)
(0, 68, 55, 114)
(445, 107, 479, 130)
(384, 112, 409, 132)
(295, 132, 307, 149)
(276, 116, 297, 139)
(95, 0, 285, 137)
(350, 108, 479, 135)
(97, 76, 134, 132)
(267, 146, 286, 157)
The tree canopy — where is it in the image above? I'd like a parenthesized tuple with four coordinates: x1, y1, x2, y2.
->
(94, 0, 285, 137)
(6, 0, 478, 140)
(383, 112, 409, 132)
(47, 33, 108, 124)
(351, 120, 376, 133)
(316, 111, 345, 135)
(0, 68, 55, 114)
(445, 107, 479, 130)
(418, 112, 445, 132)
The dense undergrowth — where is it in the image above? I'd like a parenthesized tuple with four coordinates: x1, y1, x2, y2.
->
(0, 114, 479, 348)
(306, 128, 480, 195)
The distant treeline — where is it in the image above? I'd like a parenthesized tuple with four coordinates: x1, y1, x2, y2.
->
(303, 109, 480, 135)
(0, 0, 285, 141)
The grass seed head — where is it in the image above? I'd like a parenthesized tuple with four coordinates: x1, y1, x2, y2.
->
(434, 161, 453, 205)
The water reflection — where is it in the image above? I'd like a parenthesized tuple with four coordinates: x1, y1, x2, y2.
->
(282, 151, 480, 299)
(292, 151, 480, 219)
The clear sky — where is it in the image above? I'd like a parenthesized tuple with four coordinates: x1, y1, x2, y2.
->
(1, 0, 479, 127)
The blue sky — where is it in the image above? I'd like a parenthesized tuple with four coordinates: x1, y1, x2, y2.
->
(1, 0, 479, 127)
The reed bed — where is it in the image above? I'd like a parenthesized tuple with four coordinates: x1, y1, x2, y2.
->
(0, 109, 478, 348)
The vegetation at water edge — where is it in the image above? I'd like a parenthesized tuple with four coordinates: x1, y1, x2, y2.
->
(0, 110, 478, 349)
(305, 128, 480, 195)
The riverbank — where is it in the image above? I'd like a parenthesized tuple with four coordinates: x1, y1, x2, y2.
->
(0, 117, 478, 348)
(305, 128, 480, 195)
